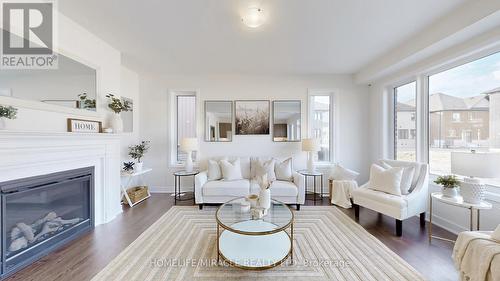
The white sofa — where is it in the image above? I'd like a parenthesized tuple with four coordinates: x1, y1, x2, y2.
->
(351, 159, 429, 236)
(195, 156, 306, 209)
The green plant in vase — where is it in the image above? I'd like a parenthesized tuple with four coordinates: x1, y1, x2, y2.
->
(434, 175, 461, 198)
(0, 105, 17, 130)
(129, 141, 150, 172)
(106, 93, 131, 133)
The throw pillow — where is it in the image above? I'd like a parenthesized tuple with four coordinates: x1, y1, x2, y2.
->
(369, 164, 404, 196)
(207, 159, 223, 181)
(381, 161, 415, 195)
(252, 158, 276, 181)
(275, 158, 293, 181)
(328, 163, 359, 181)
(220, 159, 243, 181)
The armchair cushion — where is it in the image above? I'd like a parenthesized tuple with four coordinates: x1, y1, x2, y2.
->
(354, 187, 408, 209)
(381, 161, 415, 195)
(380, 159, 424, 191)
(369, 164, 403, 196)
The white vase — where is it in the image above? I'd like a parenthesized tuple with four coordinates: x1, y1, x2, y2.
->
(442, 187, 459, 198)
(110, 113, 123, 133)
(135, 162, 143, 172)
(259, 189, 271, 209)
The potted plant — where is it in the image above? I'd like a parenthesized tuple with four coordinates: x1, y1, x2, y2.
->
(122, 161, 135, 173)
(0, 105, 17, 130)
(128, 141, 150, 172)
(106, 94, 131, 133)
(434, 175, 460, 198)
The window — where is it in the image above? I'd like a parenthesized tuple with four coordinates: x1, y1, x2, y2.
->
(174, 93, 197, 164)
(398, 129, 409, 140)
(309, 91, 335, 162)
(394, 81, 417, 161)
(428, 51, 500, 176)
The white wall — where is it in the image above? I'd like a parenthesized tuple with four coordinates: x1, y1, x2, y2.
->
(0, 12, 140, 160)
(119, 66, 141, 159)
(139, 73, 370, 192)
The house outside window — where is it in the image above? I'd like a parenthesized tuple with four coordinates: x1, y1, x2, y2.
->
(394, 81, 417, 161)
(309, 91, 336, 163)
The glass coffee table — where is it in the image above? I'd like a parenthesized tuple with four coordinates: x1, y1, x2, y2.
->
(215, 197, 294, 270)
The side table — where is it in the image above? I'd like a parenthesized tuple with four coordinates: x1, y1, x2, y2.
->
(173, 170, 199, 205)
(429, 192, 492, 243)
(298, 170, 324, 204)
(121, 168, 152, 207)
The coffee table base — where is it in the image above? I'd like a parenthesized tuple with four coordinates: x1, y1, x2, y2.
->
(217, 220, 293, 270)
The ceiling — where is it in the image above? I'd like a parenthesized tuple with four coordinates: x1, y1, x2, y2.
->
(58, 0, 469, 75)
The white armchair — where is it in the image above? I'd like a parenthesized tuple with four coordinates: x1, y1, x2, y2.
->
(351, 159, 429, 236)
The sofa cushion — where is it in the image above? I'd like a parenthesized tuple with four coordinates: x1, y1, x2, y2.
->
(353, 187, 408, 209)
(220, 159, 243, 181)
(275, 158, 293, 182)
(249, 180, 298, 197)
(202, 179, 250, 196)
(207, 159, 224, 181)
(251, 157, 276, 181)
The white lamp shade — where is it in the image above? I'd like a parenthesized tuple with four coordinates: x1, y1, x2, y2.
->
(180, 138, 199, 152)
(302, 138, 320, 152)
(451, 151, 500, 178)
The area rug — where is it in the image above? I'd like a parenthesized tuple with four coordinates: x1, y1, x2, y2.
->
(91, 206, 425, 281)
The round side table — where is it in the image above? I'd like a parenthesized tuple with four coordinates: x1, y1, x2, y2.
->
(429, 192, 492, 243)
(297, 170, 324, 204)
(173, 170, 199, 205)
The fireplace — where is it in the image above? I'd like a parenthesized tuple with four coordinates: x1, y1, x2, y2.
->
(0, 167, 94, 278)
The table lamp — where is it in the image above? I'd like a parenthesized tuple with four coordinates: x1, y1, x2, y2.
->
(180, 138, 199, 172)
(302, 138, 320, 173)
(451, 151, 500, 204)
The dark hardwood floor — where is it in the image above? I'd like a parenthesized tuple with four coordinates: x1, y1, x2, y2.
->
(6, 194, 457, 281)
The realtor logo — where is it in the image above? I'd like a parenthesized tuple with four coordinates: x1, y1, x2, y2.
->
(1, 1, 57, 69)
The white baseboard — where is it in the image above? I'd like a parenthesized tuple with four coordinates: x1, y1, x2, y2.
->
(429, 214, 468, 235)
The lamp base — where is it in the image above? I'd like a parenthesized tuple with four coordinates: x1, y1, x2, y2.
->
(307, 152, 315, 173)
(185, 151, 193, 172)
(461, 178, 485, 204)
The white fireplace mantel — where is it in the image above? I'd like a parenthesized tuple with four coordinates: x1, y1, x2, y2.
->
(0, 131, 122, 226)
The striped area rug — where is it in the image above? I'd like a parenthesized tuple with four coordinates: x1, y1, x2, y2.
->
(92, 206, 425, 281)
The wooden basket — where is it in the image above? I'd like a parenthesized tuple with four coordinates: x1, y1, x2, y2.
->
(126, 186, 149, 203)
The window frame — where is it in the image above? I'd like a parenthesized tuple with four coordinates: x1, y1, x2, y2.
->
(307, 89, 338, 165)
(393, 80, 418, 162)
(168, 89, 200, 167)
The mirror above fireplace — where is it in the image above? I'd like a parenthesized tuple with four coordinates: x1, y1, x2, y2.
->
(0, 53, 97, 112)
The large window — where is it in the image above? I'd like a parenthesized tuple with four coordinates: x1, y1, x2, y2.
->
(309, 92, 335, 162)
(394, 81, 417, 161)
(428, 51, 500, 175)
(175, 94, 196, 163)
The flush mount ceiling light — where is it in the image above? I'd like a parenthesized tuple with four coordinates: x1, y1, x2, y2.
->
(242, 7, 264, 28)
